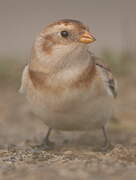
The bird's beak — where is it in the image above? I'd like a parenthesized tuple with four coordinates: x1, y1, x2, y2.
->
(79, 31, 96, 44)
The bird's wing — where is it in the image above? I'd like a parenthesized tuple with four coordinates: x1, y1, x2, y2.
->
(94, 57, 118, 98)
(19, 65, 29, 94)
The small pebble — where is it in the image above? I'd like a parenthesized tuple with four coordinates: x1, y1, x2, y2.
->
(64, 151, 73, 155)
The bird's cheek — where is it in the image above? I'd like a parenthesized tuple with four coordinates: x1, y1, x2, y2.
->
(42, 41, 53, 55)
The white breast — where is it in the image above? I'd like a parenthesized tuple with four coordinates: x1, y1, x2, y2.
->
(26, 73, 114, 131)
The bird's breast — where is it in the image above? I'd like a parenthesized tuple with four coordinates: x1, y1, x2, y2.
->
(26, 68, 114, 130)
(27, 69, 113, 112)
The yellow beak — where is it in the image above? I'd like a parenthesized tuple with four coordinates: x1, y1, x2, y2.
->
(79, 32, 96, 44)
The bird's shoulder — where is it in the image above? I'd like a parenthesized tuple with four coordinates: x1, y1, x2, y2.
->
(92, 56, 118, 98)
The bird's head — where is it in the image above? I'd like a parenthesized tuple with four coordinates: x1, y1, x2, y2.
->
(31, 19, 96, 71)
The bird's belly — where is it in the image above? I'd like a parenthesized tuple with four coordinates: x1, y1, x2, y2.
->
(29, 90, 114, 131)
(46, 97, 113, 130)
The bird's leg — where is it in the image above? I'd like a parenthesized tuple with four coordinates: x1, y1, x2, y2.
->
(42, 127, 52, 146)
(31, 128, 54, 150)
(101, 126, 111, 150)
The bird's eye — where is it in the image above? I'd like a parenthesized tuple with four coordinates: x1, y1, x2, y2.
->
(60, 31, 69, 38)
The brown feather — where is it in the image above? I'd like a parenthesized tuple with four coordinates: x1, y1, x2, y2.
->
(29, 61, 96, 95)
(47, 19, 88, 31)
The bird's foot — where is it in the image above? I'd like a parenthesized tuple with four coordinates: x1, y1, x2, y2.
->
(101, 142, 114, 152)
(31, 140, 55, 151)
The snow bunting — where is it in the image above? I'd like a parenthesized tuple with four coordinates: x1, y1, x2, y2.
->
(20, 19, 117, 148)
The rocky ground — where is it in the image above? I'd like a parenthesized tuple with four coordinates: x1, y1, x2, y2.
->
(0, 58, 136, 180)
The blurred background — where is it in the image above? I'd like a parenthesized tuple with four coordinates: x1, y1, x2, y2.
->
(1, 0, 136, 57)
(0, 0, 136, 179)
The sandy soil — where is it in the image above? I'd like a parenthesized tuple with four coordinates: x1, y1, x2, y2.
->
(0, 73, 136, 180)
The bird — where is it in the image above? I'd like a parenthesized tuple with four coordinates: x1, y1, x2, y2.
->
(20, 19, 117, 149)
